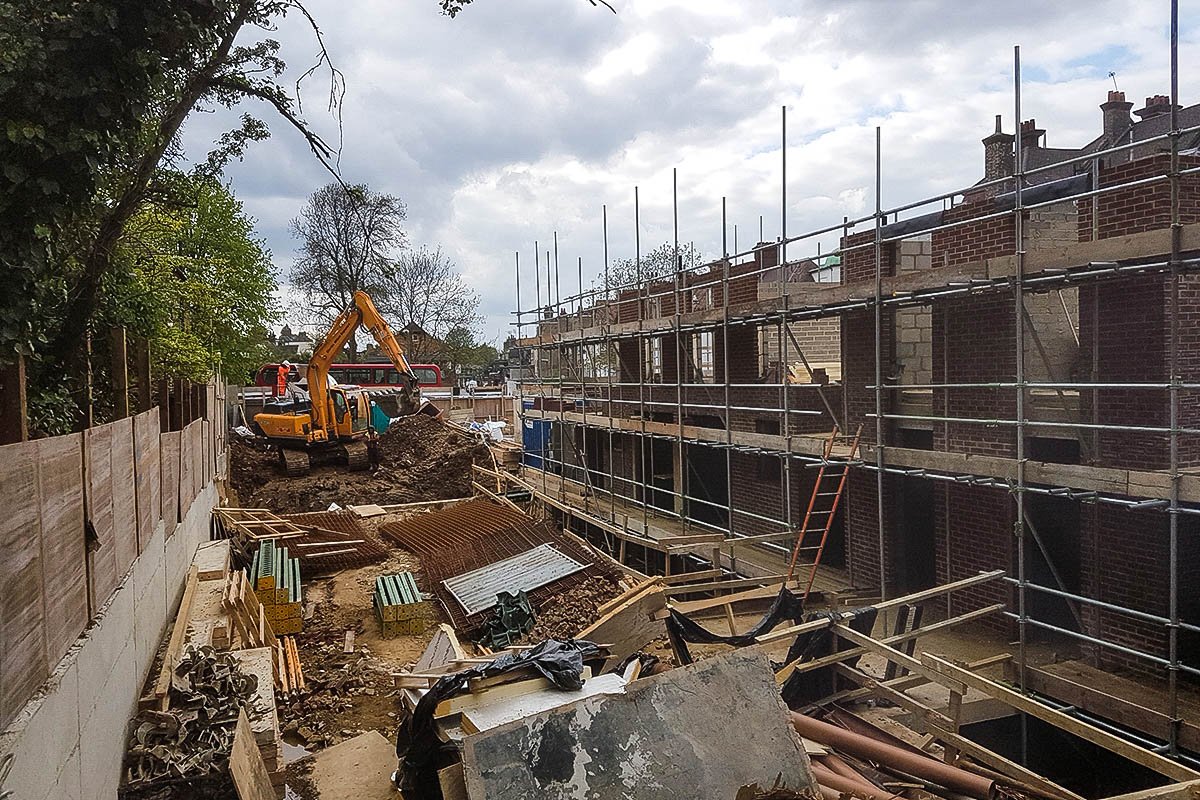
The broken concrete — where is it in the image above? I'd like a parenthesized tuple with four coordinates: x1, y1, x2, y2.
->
(461, 649, 815, 800)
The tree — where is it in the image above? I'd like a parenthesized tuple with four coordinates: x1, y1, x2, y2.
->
(439, 0, 615, 16)
(290, 183, 408, 361)
(108, 175, 278, 382)
(598, 241, 706, 296)
(383, 246, 482, 362)
(441, 326, 498, 376)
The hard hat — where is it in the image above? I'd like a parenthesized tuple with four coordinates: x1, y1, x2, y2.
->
(282, 360, 292, 367)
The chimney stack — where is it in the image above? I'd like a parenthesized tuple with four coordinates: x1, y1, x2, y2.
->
(982, 114, 1015, 181)
(1135, 94, 1176, 120)
(1101, 90, 1133, 144)
(1019, 119, 1046, 149)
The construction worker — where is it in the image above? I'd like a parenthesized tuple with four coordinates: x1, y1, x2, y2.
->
(276, 361, 291, 398)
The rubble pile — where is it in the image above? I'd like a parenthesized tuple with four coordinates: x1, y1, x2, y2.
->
(278, 650, 396, 749)
(120, 646, 261, 799)
(520, 574, 626, 643)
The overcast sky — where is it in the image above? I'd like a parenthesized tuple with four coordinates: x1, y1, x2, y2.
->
(180, 0, 1198, 344)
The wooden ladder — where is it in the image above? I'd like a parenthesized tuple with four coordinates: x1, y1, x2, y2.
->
(785, 424, 863, 600)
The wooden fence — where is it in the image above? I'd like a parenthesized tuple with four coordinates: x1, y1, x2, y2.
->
(0, 384, 227, 730)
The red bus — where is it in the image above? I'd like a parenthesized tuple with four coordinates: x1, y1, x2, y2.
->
(254, 362, 443, 394)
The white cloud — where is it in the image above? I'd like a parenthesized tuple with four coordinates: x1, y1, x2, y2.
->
(179, 0, 1200, 342)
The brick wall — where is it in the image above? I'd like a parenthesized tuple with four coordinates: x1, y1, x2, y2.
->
(1077, 154, 1200, 242)
(934, 483, 1013, 627)
(840, 308, 895, 446)
(759, 318, 842, 368)
(840, 230, 897, 284)
(932, 198, 1015, 268)
(845, 471, 896, 592)
(932, 293, 1018, 457)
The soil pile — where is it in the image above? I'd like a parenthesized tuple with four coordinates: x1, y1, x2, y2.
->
(229, 415, 490, 513)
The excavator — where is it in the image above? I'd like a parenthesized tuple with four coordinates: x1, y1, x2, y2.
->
(253, 290, 424, 476)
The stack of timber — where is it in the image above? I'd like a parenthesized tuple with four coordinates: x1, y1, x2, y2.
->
(375, 571, 435, 637)
(249, 539, 303, 635)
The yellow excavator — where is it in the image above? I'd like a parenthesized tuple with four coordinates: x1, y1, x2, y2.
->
(253, 290, 422, 476)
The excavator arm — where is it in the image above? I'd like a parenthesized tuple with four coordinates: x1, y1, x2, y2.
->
(307, 291, 419, 436)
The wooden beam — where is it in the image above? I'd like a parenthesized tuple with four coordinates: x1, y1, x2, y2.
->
(756, 570, 1005, 645)
(922, 654, 1200, 782)
(832, 624, 967, 696)
(110, 326, 129, 419)
(0, 354, 28, 444)
(1020, 663, 1200, 754)
(154, 566, 200, 710)
(774, 603, 1004, 684)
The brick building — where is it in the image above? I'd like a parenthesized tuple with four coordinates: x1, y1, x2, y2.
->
(516, 90, 1200, 682)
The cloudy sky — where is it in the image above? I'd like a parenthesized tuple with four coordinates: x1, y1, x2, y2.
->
(180, 0, 1198, 343)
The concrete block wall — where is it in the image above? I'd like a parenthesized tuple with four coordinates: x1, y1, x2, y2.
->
(0, 481, 217, 800)
(894, 237, 934, 387)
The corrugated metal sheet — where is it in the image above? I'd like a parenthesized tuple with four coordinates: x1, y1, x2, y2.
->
(380, 499, 623, 632)
(443, 544, 587, 615)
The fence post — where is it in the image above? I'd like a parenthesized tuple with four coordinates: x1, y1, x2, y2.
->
(134, 335, 152, 412)
(0, 354, 29, 443)
(111, 326, 129, 419)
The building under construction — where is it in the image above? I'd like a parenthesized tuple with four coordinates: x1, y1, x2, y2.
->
(509, 48, 1200, 772)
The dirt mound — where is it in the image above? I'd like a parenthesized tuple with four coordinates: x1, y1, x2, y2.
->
(228, 416, 490, 513)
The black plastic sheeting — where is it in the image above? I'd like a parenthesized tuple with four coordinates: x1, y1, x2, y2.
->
(665, 586, 806, 665)
(664, 588, 878, 709)
(394, 638, 602, 799)
(779, 607, 878, 708)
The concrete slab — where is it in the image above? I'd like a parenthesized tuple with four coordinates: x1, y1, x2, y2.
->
(461, 650, 815, 800)
(76, 582, 134, 722)
(79, 641, 136, 800)
(302, 731, 397, 800)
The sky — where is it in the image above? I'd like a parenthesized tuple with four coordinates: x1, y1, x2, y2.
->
(179, 0, 1199, 345)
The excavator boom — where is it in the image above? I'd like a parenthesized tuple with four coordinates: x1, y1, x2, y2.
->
(307, 291, 418, 435)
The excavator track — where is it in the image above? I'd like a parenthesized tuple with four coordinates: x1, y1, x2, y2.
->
(280, 447, 311, 477)
(344, 441, 370, 471)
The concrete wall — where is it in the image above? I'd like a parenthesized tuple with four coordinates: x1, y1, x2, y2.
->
(0, 481, 218, 800)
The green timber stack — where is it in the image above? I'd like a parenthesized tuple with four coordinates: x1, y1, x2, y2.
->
(248, 539, 303, 635)
(374, 572, 434, 637)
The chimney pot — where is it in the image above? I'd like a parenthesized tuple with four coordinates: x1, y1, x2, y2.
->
(1135, 94, 1177, 120)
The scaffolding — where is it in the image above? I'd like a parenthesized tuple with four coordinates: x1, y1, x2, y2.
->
(508, 0, 1200, 769)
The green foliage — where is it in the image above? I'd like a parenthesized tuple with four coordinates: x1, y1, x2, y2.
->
(441, 326, 498, 375)
(109, 175, 279, 382)
(598, 242, 706, 295)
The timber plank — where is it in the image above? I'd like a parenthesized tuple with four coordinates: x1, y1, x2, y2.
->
(36, 433, 87, 664)
(231, 709, 275, 800)
(922, 653, 1200, 782)
(0, 440, 48, 730)
(159, 430, 181, 528)
(110, 416, 137, 577)
(84, 424, 118, 612)
(577, 583, 666, 669)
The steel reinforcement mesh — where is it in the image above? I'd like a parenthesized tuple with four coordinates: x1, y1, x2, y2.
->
(280, 510, 390, 571)
(380, 499, 620, 633)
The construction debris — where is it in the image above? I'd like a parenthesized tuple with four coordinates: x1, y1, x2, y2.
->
(121, 646, 279, 799)
(459, 649, 815, 800)
(380, 498, 625, 635)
